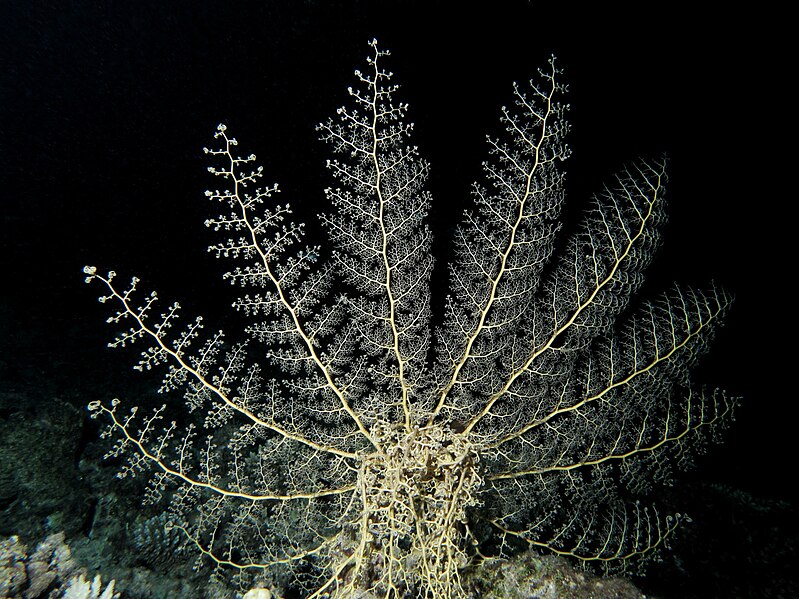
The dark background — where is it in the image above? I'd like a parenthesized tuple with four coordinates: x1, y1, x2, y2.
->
(1, 1, 794, 595)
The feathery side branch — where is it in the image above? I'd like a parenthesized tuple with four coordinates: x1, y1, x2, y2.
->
(318, 39, 433, 431)
(490, 505, 683, 563)
(462, 161, 666, 435)
(491, 285, 732, 448)
(85, 269, 359, 459)
(430, 59, 561, 424)
(207, 128, 382, 454)
(488, 388, 733, 480)
(90, 400, 358, 500)
(367, 42, 416, 431)
(176, 522, 337, 571)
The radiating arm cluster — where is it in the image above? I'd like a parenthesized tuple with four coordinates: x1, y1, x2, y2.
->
(84, 40, 736, 596)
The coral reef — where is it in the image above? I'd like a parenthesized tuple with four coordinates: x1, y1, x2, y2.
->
(0, 532, 116, 599)
(466, 550, 646, 599)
